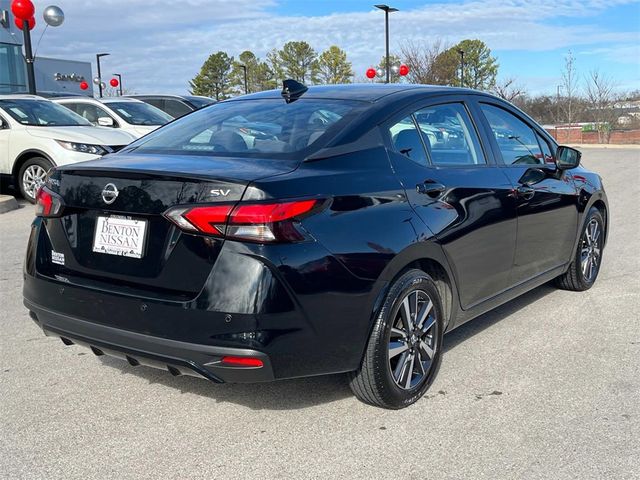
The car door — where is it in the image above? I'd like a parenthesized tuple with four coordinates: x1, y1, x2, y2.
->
(385, 98, 517, 310)
(474, 101, 579, 285)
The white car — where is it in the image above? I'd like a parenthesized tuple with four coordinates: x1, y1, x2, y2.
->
(0, 95, 136, 202)
(53, 97, 173, 139)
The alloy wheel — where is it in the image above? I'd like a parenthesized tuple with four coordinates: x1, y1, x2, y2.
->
(580, 218, 602, 283)
(22, 164, 48, 199)
(388, 289, 439, 390)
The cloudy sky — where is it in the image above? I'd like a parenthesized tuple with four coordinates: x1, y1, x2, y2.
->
(19, 0, 640, 95)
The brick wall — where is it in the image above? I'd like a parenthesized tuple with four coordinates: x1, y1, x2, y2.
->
(546, 127, 640, 144)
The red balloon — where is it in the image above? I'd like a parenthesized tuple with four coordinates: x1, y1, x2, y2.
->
(109, 78, 119, 88)
(14, 15, 35, 30)
(366, 68, 376, 79)
(399, 64, 410, 76)
(11, 0, 35, 21)
(79, 81, 89, 91)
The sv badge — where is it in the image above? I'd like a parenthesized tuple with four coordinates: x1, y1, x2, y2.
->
(210, 189, 231, 197)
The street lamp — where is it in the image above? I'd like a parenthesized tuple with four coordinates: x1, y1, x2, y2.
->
(95, 53, 110, 98)
(457, 49, 465, 88)
(113, 73, 123, 96)
(374, 4, 398, 84)
(11, 1, 65, 94)
(239, 65, 248, 94)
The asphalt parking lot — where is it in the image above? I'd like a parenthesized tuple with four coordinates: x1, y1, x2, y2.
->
(1, 147, 638, 480)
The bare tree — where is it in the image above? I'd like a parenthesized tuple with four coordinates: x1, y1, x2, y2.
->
(585, 69, 617, 143)
(561, 51, 578, 126)
(492, 77, 526, 103)
(400, 39, 449, 84)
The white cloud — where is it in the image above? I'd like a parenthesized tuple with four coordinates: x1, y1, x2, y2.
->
(30, 0, 639, 94)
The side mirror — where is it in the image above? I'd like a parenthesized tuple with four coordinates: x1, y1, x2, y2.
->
(97, 116, 115, 127)
(556, 146, 581, 170)
(0, 119, 8, 130)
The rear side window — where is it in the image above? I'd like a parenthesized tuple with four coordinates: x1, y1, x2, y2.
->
(389, 116, 429, 166)
(163, 99, 192, 118)
(414, 103, 485, 165)
(480, 104, 543, 165)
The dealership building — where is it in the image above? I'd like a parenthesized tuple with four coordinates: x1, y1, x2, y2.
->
(1, 0, 93, 95)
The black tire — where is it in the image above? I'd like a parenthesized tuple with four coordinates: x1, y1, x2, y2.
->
(349, 269, 444, 409)
(18, 157, 53, 204)
(555, 207, 605, 291)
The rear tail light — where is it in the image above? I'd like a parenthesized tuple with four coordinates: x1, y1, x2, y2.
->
(164, 199, 318, 243)
(35, 187, 64, 217)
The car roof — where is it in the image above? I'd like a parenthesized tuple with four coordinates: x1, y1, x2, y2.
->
(0, 94, 49, 101)
(52, 97, 144, 104)
(229, 84, 478, 103)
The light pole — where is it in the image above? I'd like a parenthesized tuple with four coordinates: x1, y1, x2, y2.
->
(239, 65, 248, 94)
(95, 53, 110, 98)
(457, 49, 465, 88)
(374, 4, 398, 84)
(113, 73, 123, 96)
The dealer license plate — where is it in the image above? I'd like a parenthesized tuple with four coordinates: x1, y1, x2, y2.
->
(92, 216, 147, 259)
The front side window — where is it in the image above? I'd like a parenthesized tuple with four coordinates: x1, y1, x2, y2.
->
(535, 131, 555, 164)
(0, 99, 91, 126)
(414, 103, 486, 165)
(480, 104, 543, 165)
(61, 102, 112, 125)
(389, 116, 429, 166)
(128, 98, 366, 159)
(106, 101, 173, 126)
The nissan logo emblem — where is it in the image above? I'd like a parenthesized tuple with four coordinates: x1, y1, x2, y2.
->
(101, 183, 119, 204)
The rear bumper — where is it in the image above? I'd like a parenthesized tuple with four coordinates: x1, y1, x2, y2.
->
(25, 298, 275, 383)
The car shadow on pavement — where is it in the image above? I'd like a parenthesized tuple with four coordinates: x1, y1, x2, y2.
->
(443, 282, 557, 352)
(97, 282, 557, 410)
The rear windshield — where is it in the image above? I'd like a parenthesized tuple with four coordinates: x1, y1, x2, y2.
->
(107, 101, 173, 126)
(126, 98, 365, 159)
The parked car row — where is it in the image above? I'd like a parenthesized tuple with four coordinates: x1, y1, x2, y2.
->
(0, 93, 214, 202)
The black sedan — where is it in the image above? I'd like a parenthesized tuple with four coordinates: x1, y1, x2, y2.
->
(24, 82, 608, 409)
(126, 94, 215, 118)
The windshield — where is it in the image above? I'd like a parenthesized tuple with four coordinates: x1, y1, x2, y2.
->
(106, 101, 173, 126)
(185, 96, 215, 109)
(0, 99, 92, 127)
(127, 98, 365, 159)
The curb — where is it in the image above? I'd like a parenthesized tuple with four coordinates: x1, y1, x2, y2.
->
(0, 195, 20, 214)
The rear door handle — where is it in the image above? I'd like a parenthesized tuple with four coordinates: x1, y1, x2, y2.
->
(517, 185, 535, 200)
(416, 182, 446, 197)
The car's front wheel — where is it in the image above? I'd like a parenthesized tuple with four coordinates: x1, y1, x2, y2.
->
(18, 157, 52, 203)
(349, 269, 444, 409)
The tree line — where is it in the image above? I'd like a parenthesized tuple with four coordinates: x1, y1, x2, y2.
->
(190, 40, 638, 138)
(189, 39, 499, 100)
